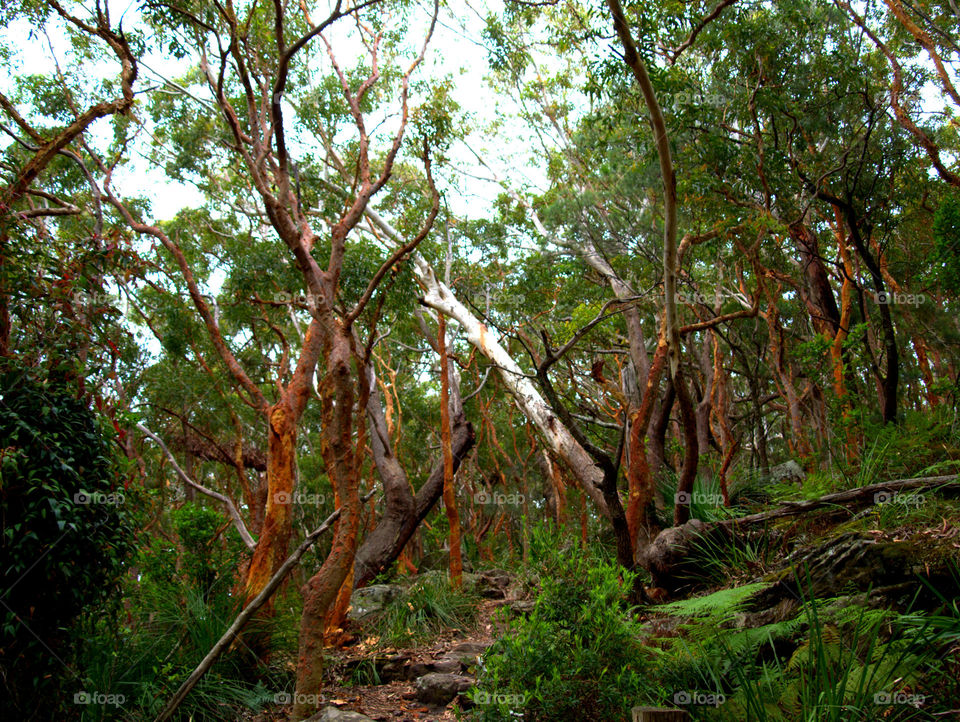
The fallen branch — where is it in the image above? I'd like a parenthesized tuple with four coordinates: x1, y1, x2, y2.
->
(718, 473, 960, 530)
(641, 474, 960, 592)
(153, 490, 376, 722)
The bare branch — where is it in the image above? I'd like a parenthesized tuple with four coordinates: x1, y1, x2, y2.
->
(136, 423, 256, 551)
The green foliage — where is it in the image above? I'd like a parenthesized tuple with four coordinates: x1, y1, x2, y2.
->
(642, 577, 960, 721)
(656, 583, 771, 623)
(472, 558, 654, 721)
(712, 593, 937, 721)
(170, 502, 244, 592)
(841, 407, 960, 484)
(658, 472, 747, 526)
(369, 573, 480, 648)
(75, 582, 277, 722)
(933, 190, 960, 293)
(0, 369, 137, 716)
(73, 498, 268, 721)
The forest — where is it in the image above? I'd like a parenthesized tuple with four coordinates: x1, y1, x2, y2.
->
(1, 0, 959, 720)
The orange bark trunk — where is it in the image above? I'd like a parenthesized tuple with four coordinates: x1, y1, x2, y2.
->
(830, 206, 858, 461)
(626, 340, 668, 546)
(242, 403, 296, 611)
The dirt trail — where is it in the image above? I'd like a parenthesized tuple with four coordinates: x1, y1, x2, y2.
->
(264, 599, 513, 721)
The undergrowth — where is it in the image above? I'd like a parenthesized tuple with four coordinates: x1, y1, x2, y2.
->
(369, 573, 480, 648)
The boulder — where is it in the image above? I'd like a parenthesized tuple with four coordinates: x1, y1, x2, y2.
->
(507, 599, 535, 615)
(414, 672, 475, 706)
(342, 652, 415, 683)
(748, 531, 956, 612)
(346, 584, 402, 621)
(769, 460, 806, 485)
(464, 569, 514, 599)
(637, 519, 709, 592)
(407, 657, 463, 678)
(415, 569, 514, 598)
(445, 641, 490, 667)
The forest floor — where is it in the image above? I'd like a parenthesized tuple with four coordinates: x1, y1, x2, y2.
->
(256, 599, 512, 721)
(250, 483, 960, 721)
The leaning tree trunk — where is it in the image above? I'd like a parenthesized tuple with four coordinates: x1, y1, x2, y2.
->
(352, 336, 476, 587)
(418, 263, 611, 517)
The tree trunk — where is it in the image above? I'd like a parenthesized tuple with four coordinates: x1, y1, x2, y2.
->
(353, 356, 475, 587)
(821, 195, 900, 423)
(438, 316, 463, 586)
(606, 0, 698, 529)
(790, 221, 842, 337)
(242, 402, 297, 612)
(418, 266, 611, 516)
(627, 341, 669, 547)
(293, 326, 361, 720)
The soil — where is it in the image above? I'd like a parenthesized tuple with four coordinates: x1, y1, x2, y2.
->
(257, 599, 510, 721)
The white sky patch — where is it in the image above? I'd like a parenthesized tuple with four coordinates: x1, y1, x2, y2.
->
(116, 0, 544, 225)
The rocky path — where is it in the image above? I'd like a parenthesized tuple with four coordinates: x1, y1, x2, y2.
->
(270, 572, 531, 722)
(300, 599, 518, 721)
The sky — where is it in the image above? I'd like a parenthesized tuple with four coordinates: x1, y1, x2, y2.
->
(0, 0, 553, 225)
(2, 2, 953, 244)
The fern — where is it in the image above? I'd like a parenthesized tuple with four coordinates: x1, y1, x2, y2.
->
(655, 582, 771, 621)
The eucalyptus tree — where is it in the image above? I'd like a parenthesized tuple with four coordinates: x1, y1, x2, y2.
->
(436, 0, 958, 590)
(656, 0, 952, 425)
(59, 0, 455, 713)
(0, 0, 142, 385)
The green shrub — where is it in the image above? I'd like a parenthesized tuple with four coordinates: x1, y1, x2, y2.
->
(74, 498, 267, 720)
(471, 559, 655, 721)
(645, 577, 960, 721)
(0, 371, 137, 718)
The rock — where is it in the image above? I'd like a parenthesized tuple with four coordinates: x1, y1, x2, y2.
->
(342, 652, 415, 683)
(638, 519, 709, 593)
(414, 672, 475, 706)
(378, 654, 411, 682)
(507, 599, 535, 615)
(737, 531, 960, 625)
(346, 584, 402, 621)
(451, 641, 490, 654)
(750, 532, 942, 611)
(463, 569, 514, 599)
(305, 708, 375, 722)
(446, 641, 490, 666)
(407, 657, 463, 679)
(769, 460, 806, 485)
